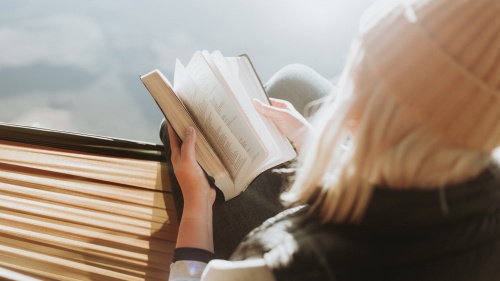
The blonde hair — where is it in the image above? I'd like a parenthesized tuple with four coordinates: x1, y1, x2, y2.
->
(281, 40, 492, 224)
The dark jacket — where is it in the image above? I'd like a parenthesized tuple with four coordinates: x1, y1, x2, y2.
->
(231, 164, 500, 281)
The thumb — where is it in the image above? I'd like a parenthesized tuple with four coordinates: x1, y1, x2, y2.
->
(181, 127, 197, 160)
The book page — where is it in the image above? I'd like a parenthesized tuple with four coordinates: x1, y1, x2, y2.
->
(141, 70, 234, 196)
(224, 55, 296, 163)
(174, 54, 265, 181)
(208, 51, 274, 150)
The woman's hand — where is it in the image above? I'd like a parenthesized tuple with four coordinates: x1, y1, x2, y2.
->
(253, 98, 312, 153)
(167, 123, 215, 251)
(167, 123, 216, 208)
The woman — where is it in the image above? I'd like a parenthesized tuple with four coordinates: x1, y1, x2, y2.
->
(164, 0, 500, 280)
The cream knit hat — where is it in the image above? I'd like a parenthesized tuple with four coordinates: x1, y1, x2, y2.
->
(356, 0, 500, 151)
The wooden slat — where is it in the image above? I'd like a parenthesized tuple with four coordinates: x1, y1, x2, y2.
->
(0, 139, 178, 280)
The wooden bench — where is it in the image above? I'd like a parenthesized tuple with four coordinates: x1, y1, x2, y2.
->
(0, 123, 178, 281)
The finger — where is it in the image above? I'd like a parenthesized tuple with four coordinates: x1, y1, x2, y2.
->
(253, 98, 289, 120)
(268, 98, 287, 108)
(167, 122, 181, 160)
(269, 98, 294, 110)
(181, 127, 197, 161)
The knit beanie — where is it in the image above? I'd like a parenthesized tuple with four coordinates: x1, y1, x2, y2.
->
(356, 0, 500, 151)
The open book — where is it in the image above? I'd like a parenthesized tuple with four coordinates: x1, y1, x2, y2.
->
(140, 50, 296, 201)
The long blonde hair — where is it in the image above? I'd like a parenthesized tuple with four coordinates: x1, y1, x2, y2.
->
(281, 40, 492, 224)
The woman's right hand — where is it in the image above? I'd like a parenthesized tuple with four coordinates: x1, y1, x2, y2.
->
(253, 98, 312, 153)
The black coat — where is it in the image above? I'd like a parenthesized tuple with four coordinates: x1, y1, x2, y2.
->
(231, 165, 500, 281)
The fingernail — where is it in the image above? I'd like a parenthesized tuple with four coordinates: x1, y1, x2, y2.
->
(186, 127, 194, 136)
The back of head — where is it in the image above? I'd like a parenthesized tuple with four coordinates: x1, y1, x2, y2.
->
(282, 0, 500, 223)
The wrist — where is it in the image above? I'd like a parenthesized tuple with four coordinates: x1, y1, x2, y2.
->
(292, 124, 313, 153)
(176, 200, 214, 251)
(183, 191, 213, 205)
(182, 198, 213, 218)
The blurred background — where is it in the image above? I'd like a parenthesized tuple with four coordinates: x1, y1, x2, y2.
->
(0, 0, 376, 144)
